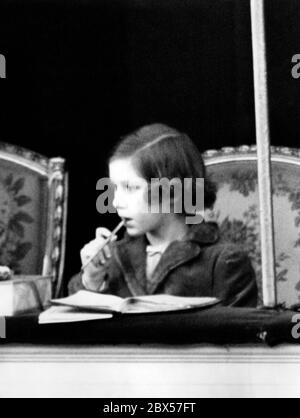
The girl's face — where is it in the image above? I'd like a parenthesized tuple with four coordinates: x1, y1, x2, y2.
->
(109, 158, 165, 237)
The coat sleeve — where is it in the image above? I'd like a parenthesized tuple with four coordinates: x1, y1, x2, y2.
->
(212, 245, 258, 307)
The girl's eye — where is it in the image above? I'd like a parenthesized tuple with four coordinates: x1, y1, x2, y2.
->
(125, 184, 140, 192)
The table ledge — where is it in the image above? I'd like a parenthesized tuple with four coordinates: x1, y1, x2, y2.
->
(1, 343, 300, 363)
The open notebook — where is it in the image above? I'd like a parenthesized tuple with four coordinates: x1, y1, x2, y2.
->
(39, 291, 219, 324)
(52, 290, 219, 313)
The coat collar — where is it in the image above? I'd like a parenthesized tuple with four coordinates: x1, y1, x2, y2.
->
(183, 221, 220, 245)
(114, 222, 220, 295)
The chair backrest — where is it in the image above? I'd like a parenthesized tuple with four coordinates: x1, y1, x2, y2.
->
(204, 145, 300, 307)
(0, 142, 68, 297)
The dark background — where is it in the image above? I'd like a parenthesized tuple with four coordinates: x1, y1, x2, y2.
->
(0, 0, 299, 289)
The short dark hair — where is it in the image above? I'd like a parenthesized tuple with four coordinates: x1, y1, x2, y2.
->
(109, 123, 216, 210)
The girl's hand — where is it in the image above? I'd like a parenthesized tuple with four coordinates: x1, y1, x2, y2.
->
(80, 227, 117, 291)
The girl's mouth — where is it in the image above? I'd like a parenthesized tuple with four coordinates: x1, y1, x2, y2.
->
(122, 217, 133, 225)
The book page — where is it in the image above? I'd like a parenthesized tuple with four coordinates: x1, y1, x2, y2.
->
(121, 294, 219, 314)
(51, 290, 124, 312)
(39, 305, 112, 324)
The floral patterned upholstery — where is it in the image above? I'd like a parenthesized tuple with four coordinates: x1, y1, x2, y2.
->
(204, 146, 300, 307)
(0, 143, 68, 297)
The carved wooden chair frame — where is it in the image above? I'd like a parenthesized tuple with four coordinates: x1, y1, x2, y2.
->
(0, 142, 68, 298)
(203, 145, 300, 167)
(203, 144, 300, 305)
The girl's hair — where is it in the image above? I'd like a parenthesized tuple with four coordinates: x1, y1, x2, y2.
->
(109, 123, 217, 211)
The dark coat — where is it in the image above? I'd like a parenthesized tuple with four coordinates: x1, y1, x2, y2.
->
(69, 222, 258, 307)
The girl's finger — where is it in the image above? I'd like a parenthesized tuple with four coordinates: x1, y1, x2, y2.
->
(80, 246, 92, 264)
(102, 243, 111, 259)
(90, 259, 100, 269)
(92, 239, 111, 262)
(96, 227, 112, 239)
(104, 236, 117, 258)
(93, 251, 105, 266)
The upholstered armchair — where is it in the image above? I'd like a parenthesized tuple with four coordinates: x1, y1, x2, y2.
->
(0, 142, 68, 297)
(204, 146, 300, 307)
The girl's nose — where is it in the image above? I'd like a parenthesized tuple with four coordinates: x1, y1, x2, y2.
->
(112, 189, 126, 210)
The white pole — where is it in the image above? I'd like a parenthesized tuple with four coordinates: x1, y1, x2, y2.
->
(250, 0, 277, 307)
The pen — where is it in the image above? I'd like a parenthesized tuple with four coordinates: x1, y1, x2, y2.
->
(81, 220, 125, 272)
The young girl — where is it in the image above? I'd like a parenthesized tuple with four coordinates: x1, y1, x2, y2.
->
(70, 123, 257, 307)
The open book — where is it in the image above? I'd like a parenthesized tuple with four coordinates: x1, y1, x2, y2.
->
(39, 305, 112, 324)
(50, 290, 220, 315)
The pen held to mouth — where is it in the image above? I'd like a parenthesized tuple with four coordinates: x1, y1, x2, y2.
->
(80, 220, 125, 272)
